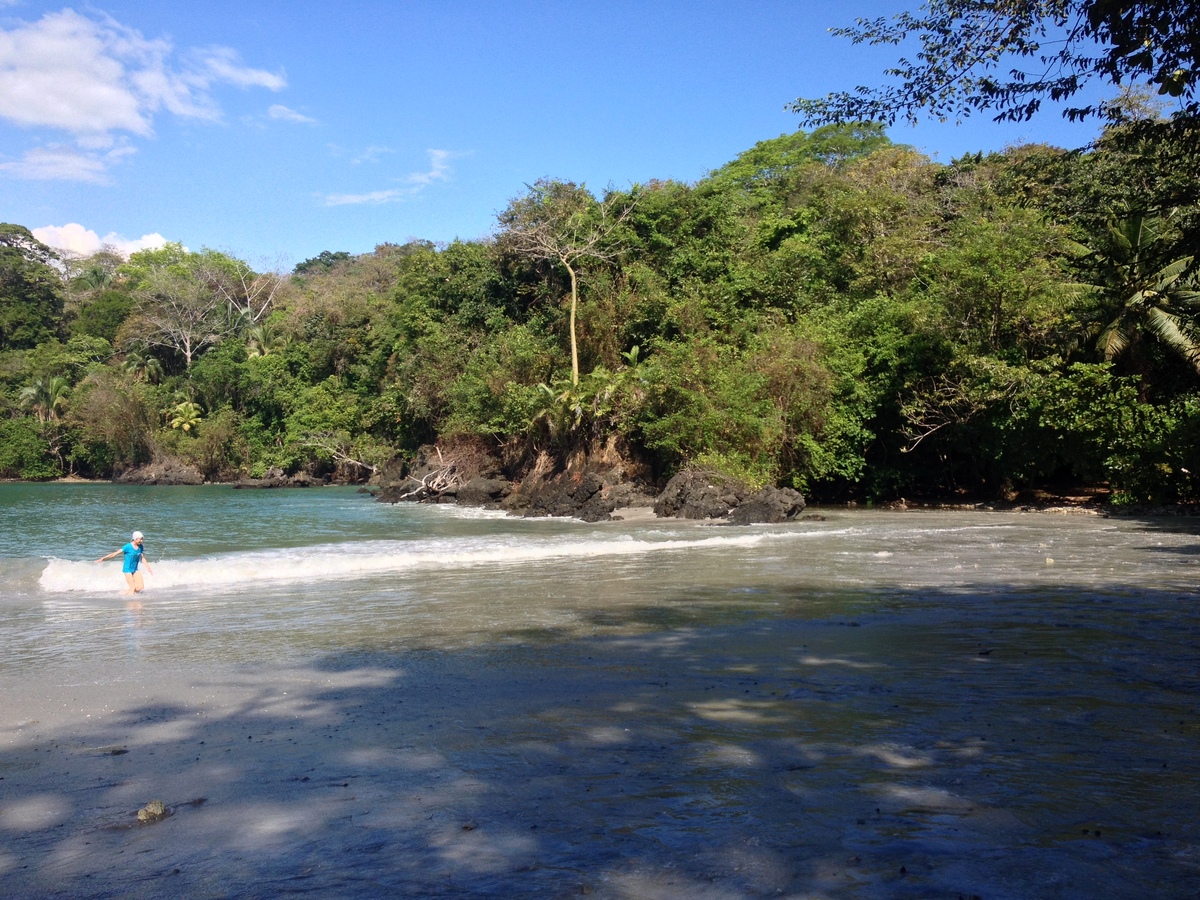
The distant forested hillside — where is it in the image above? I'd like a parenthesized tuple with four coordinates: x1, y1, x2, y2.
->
(3, 117, 1199, 504)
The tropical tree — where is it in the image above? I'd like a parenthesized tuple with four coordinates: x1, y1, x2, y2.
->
(119, 245, 275, 368)
(0, 224, 64, 352)
(69, 287, 135, 342)
(121, 349, 164, 383)
(17, 374, 71, 474)
(245, 322, 290, 358)
(67, 370, 154, 473)
(129, 266, 233, 369)
(791, 1, 1200, 126)
(498, 179, 636, 385)
(207, 255, 286, 325)
(65, 248, 124, 297)
(294, 250, 351, 276)
(1085, 213, 1200, 382)
(19, 376, 70, 423)
(170, 401, 204, 432)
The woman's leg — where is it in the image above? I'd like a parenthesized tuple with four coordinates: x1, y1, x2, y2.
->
(131, 571, 145, 593)
(123, 572, 136, 594)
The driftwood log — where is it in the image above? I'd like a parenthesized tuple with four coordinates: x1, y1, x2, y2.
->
(392, 447, 465, 500)
(377, 442, 504, 504)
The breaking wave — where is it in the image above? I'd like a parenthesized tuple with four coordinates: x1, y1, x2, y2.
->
(37, 530, 806, 595)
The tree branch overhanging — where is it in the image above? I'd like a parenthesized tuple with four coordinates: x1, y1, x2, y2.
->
(791, 1, 1200, 127)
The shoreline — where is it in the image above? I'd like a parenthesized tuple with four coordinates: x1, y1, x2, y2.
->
(23, 476, 1200, 518)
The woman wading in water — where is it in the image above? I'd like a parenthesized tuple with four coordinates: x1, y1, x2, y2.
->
(97, 531, 153, 594)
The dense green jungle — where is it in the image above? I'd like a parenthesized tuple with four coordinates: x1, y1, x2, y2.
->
(3, 117, 1199, 505)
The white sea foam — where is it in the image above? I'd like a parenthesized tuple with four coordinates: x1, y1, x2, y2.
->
(38, 531, 794, 595)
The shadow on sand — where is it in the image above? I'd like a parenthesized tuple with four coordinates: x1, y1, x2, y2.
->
(2, 584, 1198, 899)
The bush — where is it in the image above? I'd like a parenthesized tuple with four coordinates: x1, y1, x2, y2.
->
(66, 370, 154, 475)
(162, 407, 247, 480)
(0, 417, 59, 479)
(1102, 395, 1200, 504)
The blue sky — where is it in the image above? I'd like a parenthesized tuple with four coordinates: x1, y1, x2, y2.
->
(1, 1, 1110, 267)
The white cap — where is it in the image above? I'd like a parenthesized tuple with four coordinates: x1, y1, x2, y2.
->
(132, 531, 144, 541)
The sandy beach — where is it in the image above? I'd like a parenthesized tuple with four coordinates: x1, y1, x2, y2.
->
(4, 619, 870, 898)
(5, 595, 1198, 898)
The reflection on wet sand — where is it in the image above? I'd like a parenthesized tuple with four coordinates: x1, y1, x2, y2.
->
(124, 599, 144, 655)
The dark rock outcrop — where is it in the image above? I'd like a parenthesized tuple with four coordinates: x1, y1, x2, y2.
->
(377, 436, 654, 520)
(652, 468, 805, 524)
(373, 457, 410, 501)
(456, 476, 512, 506)
(503, 467, 609, 520)
(501, 438, 655, 522)
(727, 486, 806, 524)
(376, 440, 505, 505)
(234, 467, 328, 489)
(653, 469, 748, 520)
(376, 440, 806, 526)
(502, 468, 652, 522)
(113, 458, 204, 486)
(606, 481, 658, 511)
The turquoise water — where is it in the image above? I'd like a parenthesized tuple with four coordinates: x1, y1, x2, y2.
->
(1, 481, 528, 568)
(1, 484, 1199, 897)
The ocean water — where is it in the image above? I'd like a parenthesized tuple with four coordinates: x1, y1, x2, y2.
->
(1, 483, 1199, 898)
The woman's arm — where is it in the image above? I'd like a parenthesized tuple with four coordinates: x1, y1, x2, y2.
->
(96, 549, 120, 563)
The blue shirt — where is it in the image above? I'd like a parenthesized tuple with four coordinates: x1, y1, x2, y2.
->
(121, 542, 144, 574)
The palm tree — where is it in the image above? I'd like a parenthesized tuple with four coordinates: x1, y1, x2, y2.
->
(122, 349, 164, 384)
(245, 322, 290, 358)
(170, 401, 203, 433)
(1087, 213, 1200, 381)
(18, 376, 70, 423)
(76, 263, 113, 293)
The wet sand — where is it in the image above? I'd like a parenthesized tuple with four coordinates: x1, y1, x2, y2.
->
(3, 586, 1198, 900)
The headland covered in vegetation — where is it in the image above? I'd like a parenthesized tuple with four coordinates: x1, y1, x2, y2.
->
(3, 117, 1200, 513)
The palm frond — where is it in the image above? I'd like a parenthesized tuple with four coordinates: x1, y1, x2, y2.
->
(1151, 255, 1194, 289)
(1143, 307, 1200, 363)
(1096, 318, 1131, 361)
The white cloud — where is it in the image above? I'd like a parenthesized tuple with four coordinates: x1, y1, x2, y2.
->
(33, 223, 168, 258)
(0, 146, 110, 182)
(267, 103, 316, 124)
(352, 145, 395, 165)
(0, 9, 285, 181)
(0, 139, 137, 183)
(195, 46, 286, 91)
(323, 149, 456, 206)
(407, 149, 452, 185)
(0, 10, 151, 134)
(324, 187, 412, 206)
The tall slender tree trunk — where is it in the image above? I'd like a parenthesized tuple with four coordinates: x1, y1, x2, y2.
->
(565, 259, 580, 386)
